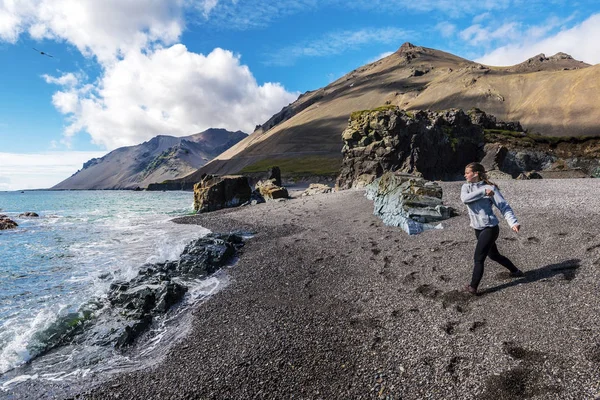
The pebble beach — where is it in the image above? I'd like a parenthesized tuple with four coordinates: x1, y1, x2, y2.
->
(79, 179, 600, 399)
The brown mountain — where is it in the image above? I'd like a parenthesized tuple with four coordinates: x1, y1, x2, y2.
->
(180, 42, 598, 180)
(53, 128, 247, 190)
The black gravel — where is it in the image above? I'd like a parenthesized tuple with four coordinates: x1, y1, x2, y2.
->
(75, 180, 600, 399)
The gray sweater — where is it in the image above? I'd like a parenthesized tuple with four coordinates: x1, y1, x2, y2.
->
(460, 181, 519, 230)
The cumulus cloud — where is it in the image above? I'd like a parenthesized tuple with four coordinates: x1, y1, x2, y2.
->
(476, 13, 600, 66)
(0, 151, 107, 190)
(266, 27, 410, 66)
(460, 22, 520, 46)
(435, 21, 456, 38)
(45, 46, 298, 149)
(1, 0, 298, 151)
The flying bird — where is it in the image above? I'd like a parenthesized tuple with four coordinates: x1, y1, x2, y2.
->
(32, 48, 54, 58)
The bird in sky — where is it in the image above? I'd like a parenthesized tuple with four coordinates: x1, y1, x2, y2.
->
(32, 48, 54, 58)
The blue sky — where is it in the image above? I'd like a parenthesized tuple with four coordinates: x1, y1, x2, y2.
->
(1, 0, 599, 190)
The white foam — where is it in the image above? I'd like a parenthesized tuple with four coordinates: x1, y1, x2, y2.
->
(1, 374, 39, 390)
(0, 307, 65, 374)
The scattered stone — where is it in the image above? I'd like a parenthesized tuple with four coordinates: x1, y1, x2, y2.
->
(516, 171, 543, 180)
(18, 212, 39, 217)
(255, 179, 289, 200)
(301, 183, 333, 196)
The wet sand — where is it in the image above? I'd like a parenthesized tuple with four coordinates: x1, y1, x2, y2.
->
(82, 179, 600, 399)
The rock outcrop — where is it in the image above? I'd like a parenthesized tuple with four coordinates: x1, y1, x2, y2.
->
(336, 107, 485, 189)
(41, 233, 244, 353)
(365, 172, 456, 235)
(107, 233, 243, 346)
(193, 175, 252, 213)
(0, 215, 18, 230)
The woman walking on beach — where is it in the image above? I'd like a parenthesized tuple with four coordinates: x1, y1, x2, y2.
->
(461, 162, 524, 294)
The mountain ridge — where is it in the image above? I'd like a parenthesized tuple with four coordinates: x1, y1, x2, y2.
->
(53, 128, 247, 190)
(191, 42, 598, 178)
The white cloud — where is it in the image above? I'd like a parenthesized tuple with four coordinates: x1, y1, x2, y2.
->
(435, 21, 456, 38)
(201, 0, 220, 17)
(45, 45, 299, 150)
(476, 13, 600, 66)
(266, 27, 411, 66)
(0, 151, 107, 190)
(460, 22, 520, 46)
(42, 72, 80, 87)
(367, 51, 395, 64)
(1, 0, 298, 152)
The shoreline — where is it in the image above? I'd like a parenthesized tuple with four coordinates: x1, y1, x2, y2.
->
(70, 180, 600, 398)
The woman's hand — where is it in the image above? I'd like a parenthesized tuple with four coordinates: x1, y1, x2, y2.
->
(485, 189, 495, 197)
(512, 224, 520, 233)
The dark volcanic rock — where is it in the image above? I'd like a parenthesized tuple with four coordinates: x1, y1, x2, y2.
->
(193, 175, 252, 213)
(18, 212, 39, 217)
(42, 233, 245, 352)
(268, 166, 282, 187)
(336, 107, 485, 189)
(0, 215, 18, 230)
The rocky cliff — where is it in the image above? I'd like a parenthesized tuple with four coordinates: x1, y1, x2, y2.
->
(336, 107, 600, 190)
(52, 128, 247, 190)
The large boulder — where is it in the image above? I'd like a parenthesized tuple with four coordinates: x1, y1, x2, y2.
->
(336, 108, 485, 189)
(365, 172, 456, 235)
(193, 175, 252, 213)
(255, 179, 289, 200)
(0, 215, 18, 230)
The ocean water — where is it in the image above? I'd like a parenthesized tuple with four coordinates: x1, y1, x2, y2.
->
(0, 190, 221, 395)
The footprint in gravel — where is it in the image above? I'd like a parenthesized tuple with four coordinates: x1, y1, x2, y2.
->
(438, 275, 452, 282)
(503, 341, 546, 363)
(416, 284, 442, 299)
(585, 343, 600, 363)
(442, 321, 459, 335)
(526, 236, 540, 244)
(481, 365, 561, 399)
(446, 356, 461, 381)
(502, 237, 517, 242)
(469, 320, 486, 332)
(440, 290, 475, 313)
(480, 343, 562, 399)
(586, 243, 600, 252)
(402, 271, 419, 285)
(557, 232, 568, 237)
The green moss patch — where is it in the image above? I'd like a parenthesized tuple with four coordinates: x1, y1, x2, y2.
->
(239, 156, 342, 177)
(350, 105, 398, 121)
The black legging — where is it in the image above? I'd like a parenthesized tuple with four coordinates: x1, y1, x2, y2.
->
(471, 225, 519, 289)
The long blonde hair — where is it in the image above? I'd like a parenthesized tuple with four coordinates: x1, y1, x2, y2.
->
(466, 162, 498, 189)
